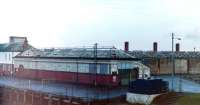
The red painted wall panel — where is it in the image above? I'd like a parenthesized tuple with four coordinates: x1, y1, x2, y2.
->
(13, 68, 120, 86)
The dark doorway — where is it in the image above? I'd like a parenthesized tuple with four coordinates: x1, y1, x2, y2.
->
(118, 67, 139, 85)
(130, 67, 139, 81)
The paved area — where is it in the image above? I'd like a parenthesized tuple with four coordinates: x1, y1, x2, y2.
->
(153, 75, 200, 93)
(0, 76, 127, 100)
(0, 75, 199, 100)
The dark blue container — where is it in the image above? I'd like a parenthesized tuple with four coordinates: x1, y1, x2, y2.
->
(128, 79, 169, 95)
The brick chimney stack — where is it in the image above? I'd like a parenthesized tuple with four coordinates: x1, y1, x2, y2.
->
(23, 38, 28, 50)
(176, 43, 180, 52)
(124, 41, 129, 51)
(153, 42, 158, 52)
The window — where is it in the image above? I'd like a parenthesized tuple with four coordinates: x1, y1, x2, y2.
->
(54, 63, 66, 71)
(118, 62, 134, 69)
(100, 64, 108, 74)
(89, 63, 97, 74)
(9, 53, 11, 61)
(126, 63, 134, 69)
(78, 63, 89, 73)
(66, 63, 77, 72)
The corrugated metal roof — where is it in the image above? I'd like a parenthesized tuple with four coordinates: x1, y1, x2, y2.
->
(16, 48, 138, 60)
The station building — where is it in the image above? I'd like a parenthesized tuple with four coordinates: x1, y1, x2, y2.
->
(13, 46, 150, 86)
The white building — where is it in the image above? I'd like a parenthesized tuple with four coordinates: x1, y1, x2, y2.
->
(0, 36, 33, 75)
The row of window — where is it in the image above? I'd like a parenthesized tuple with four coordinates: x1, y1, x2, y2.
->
(14, 60, 137, 74)
(14, 61, 110, 74)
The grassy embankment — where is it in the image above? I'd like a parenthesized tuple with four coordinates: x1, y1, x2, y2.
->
(176, 93, 200, 105)
(151, 92, 200, 105)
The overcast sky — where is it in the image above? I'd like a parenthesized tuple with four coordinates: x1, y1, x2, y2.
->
(0, 0, 200, 51)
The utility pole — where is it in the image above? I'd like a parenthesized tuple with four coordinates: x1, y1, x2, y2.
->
(171, 33, 175, 91)
(94, 43, 97, 86)
(171, 33, 181, 91)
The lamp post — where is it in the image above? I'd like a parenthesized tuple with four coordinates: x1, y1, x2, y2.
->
(171, 33, 181, 91)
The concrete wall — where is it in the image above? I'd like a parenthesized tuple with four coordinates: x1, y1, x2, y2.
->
(175, 59, 187, 74)
(145, 58, 189, 75)
(143, 58, 159, 74)
(188, 59, 200, 74)
(159, 58, 172, 74)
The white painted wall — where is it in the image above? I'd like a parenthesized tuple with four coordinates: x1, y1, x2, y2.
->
(0, 52, 19, 64)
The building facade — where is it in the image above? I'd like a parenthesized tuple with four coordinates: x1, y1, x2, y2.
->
(14, 48, 150, 86)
